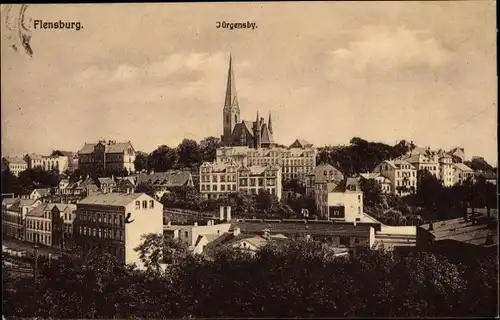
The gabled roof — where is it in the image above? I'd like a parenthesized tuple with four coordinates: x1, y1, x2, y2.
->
(3, 156, 27, 165)
(77, 192, 147, 207)
(78, 141, 134, 155)
(260, 123, 275, 145)
(290, 139, 313, 148)
(137, 171, 192, 187)
(453, 163, 473, 172)
(98, 177, 116, 185)
(33, 188, 51, 197)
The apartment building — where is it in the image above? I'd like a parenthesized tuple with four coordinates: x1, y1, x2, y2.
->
(2, 198, 41, 239)
(73, 193, 163, 269)
(326, 178, 364, 222)
(453, 163, 475, 185)
(358, 173, 392, 193)
(215, 144, 317, 182)
(23, 154, 69, 174)
(51, 203, 78, 249)
(373, 160, 417, 196)
(199, 161, 282, 200)
(396, 151, 440, 179)
(438, 154, 455, 187)
(24, 203, 76, 247)
(305, 163, 344, 198)
(1, 157, 28, 177)
(77, 140, 136, 174)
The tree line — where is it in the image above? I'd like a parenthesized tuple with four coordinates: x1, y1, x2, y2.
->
(3, 236, 497, 318)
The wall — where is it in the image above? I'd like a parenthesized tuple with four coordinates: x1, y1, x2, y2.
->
(327, 192, 363, 222)
(124, 194, 163, 270)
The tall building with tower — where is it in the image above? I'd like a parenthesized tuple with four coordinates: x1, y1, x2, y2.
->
(221, 54, 275, 149)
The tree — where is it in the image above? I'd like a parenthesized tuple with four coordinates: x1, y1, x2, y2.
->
(50, 150, 65, 157)
(134, 151, 148, 172)
(464, 157, 494, 172)
(134, 233, 189, 274)
(359, 178, 384, 210)
(199, 136, 221, 163)
(135, 182, 156, 198)
(176, 139, 202, 169)
(1, 169, 21, 195)
(147, 145, 179, 172)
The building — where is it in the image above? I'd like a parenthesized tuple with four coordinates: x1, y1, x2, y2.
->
(448, 147, 466, 163)
(23, 154, 69, 174)
(373, 160, 417, 196)
(438, 153, 455, 187)
(475, 171, 497, 185)
(24, 203, 76, 247)
(417, 209, 497, 261)
(2, 198, 42, 239)
(453, 163, 475, 185)
(290, 139, 314, 149)
(29, 188, 51, 200)
(326, 178, 364, 222)
(221, 54, 276, 149)
(73, 193, 163, 269)
(97, 177, 117, 193)
(1, 156, 28, 177)
(216, 145, 317, 182)
(164, 220, 232, 252)
(358, 173, 392, 193)
(305, 163, 344, 198)
(396, 150, 440, 179)
(199, 161, 282, 200)
(77, 140, 136, 174)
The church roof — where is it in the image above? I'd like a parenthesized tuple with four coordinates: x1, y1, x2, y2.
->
(260, 123, 275, 145)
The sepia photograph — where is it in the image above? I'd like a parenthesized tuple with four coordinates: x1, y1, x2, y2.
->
(1, 2, 498, 318)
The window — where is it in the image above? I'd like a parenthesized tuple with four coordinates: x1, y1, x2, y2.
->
(104, 215, 107, 223)
(142, 200, 147, 209)
(98, 229, 102, 238)
(150, 200, 154, 209)
(97, 214, 101, 223)
(184, 231, 188, 238)
(135, 201, 140, 210)
(119, 215, 123, 226)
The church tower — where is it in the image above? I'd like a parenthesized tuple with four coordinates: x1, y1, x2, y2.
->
(222, 53, 240, 146)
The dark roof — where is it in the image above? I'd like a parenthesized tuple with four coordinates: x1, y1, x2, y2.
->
(136, 171, 192, 187)
(78, 141, 134, 155)
(420, 213, 498, 247)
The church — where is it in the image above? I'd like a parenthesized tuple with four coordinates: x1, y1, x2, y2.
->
(221, 54, 276, 149)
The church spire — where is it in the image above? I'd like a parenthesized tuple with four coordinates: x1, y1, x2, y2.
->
(224, 53, 238, 109)
(268, 112, 273, 134)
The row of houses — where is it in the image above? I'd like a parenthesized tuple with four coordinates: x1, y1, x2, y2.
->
(2, 192, 164, 269)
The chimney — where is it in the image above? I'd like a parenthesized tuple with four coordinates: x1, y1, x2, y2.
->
(219, 206, 225, 221)
(233, 227, 240, 236)
(226, 206, 232, 222)
(194, 222, 198, 227)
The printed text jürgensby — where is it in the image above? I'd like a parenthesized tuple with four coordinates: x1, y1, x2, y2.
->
(33, 20, 83, 31)
(216, 21, 257, 30)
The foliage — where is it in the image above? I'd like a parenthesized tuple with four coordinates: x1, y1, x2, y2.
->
(147, 145, 180, 172)
(135, 182, 156, 198)
(133, 151, 148, 172)
(3, 237, 498, 318)
(199, 136, 221, 163)
(17, 167, 60, 190)
(359, 178, 384, 210)
(50, 150, 66, 157)
(464, 157, 494, 172)
(1, 169, 21, 194)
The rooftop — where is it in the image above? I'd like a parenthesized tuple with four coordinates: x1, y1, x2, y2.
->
(77, 193, 146, 207)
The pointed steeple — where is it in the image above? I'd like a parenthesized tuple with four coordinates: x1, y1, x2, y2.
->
(255, 111, 260, 126)
(224, 53, 238, 109)
(268, 112, 273, 134)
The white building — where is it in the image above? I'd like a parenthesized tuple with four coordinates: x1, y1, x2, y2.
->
(327, 178, 364, 222)
(358, 173, 392, 194)
(29, 188, 51, 200)
(23, 154, 69, 174)
(199, 161, 282, 200)
(373, 160, 417, 196)
(216, 144, 317, 182)
(74, 193, 163, 270)
(438, 154, 455, 187)
(1, 157, 28, 177)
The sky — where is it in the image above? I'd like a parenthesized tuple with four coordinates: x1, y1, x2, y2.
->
(1, 2, 497, 165)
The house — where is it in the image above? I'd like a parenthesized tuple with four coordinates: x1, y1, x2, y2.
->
(2, 199, 42, 239)
(326, 178, 363, 222)
(373, 160, 417, 196)
(164, 219, 232, 251)
(453, 163, 475, 185)
(30, 188, 52, 200)
(77, 140, 136, 174)
(305, 163, 345, 198)
(97, 176, 117, 193)
(358, 173, 392, 193)
(1, 156, 28, 177)
(448, 147, 466, 163)
(73, 193, 163, 269)
(25, 203, 60, 246)
(136, 170, 194, 191)
(51, 203, 78, 249)
(23, 154, 69, 174)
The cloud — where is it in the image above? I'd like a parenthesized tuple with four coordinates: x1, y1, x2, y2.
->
(330, 26, 451, 76)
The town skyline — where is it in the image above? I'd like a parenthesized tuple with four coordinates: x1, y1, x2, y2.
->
(1, 2, 497, 164)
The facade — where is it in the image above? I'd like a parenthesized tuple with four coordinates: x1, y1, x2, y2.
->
(438, 154, 455, 187)
(326, 178, 364, 222)
(23, 154, 69, 174)
(397, 151, 440, 179)
(216, 145, 317, 182)
(136, 170, 195, 191)
(51, 203, 78, 249)
(77, 140, 136, 174)
(373, 160, 417, 196)
(1, 156, 28, 177)
(305, 163, 345, 198)
(73, 193, 163, 269)
(453, 163, 475, 185)
(2, 199, 42, 239)
(29, 188, 51, 200)
(221, 54, 276, 149)
(97, 177, 117, 193)
(358, 173, 392, 193)
(25, 204, 54, 246)
(199, 161, 282, 200)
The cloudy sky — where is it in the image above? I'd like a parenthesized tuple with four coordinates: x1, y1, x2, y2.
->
(1, 2, 497, 164)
